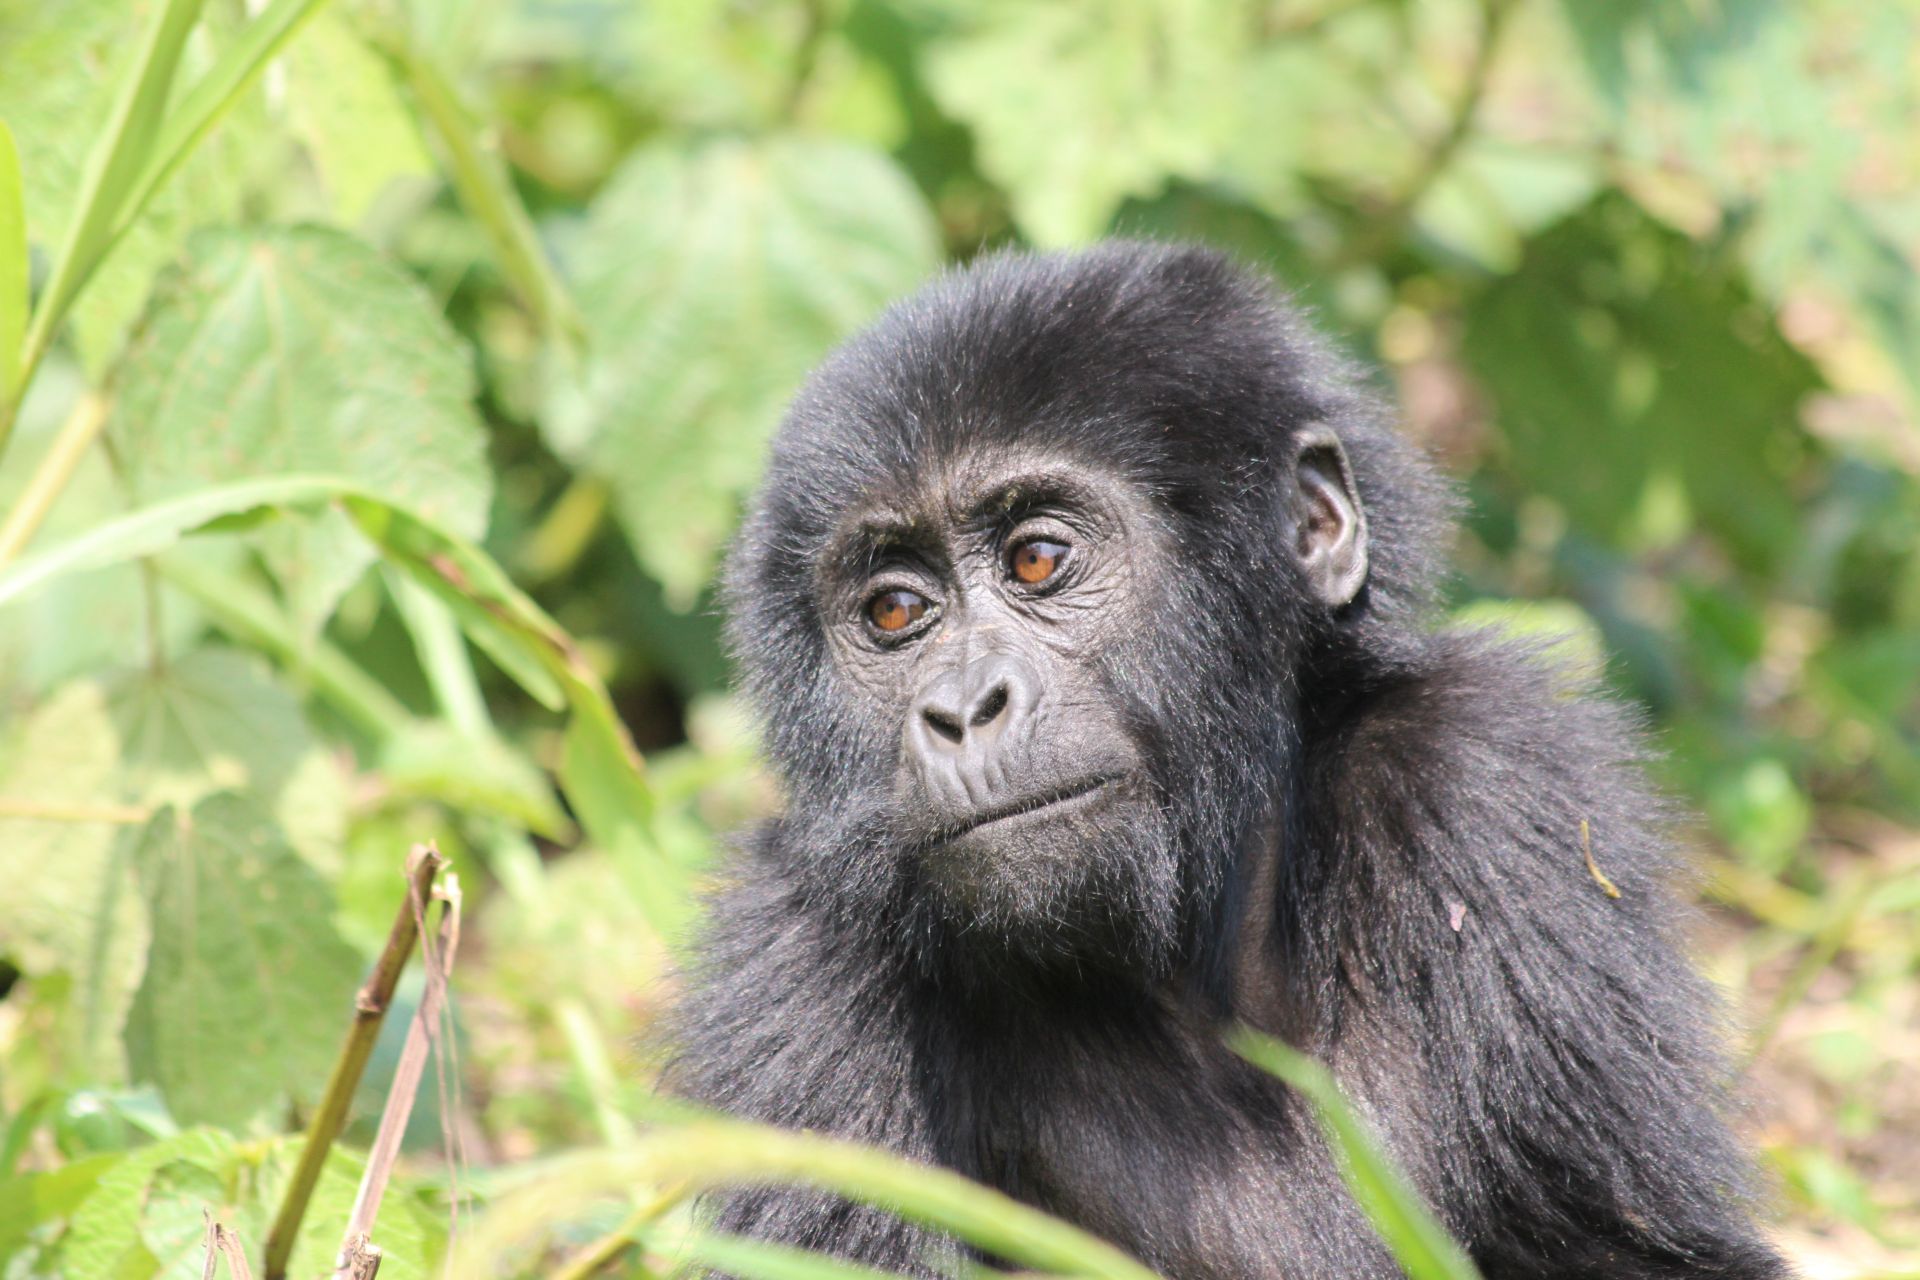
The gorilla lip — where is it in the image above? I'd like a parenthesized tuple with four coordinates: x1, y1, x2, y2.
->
(930, 776, 1115, 845)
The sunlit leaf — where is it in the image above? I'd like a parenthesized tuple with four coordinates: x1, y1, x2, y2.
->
(285, 12, 435, 225)
(925, 0, 1243, 245)
(105, 647, 348, 872)
(253, 1141, 444, 1280)
(109, 225, 491, 633)
(0, 0, 259, 374)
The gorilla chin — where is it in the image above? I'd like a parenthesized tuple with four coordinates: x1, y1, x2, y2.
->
(888, 767, 1181, 975)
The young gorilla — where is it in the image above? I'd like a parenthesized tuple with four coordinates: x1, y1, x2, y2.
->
(670, 242, 1787, 1278)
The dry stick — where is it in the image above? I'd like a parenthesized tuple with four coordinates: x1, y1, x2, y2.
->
(334, 871, 463, 1280)
(202, 1211, 257, 1280)
(264, 845, 447, 1280)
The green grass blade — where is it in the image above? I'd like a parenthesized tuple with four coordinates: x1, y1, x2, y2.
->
(462, 1120, 1164, 1280)
(11, 0, 207, 412)
(0, 120, 24, 410)
(109, 0, 335, 247)
(380, 31, 585, 346)
(682, 1235, 919, 1280)
(1230, 1028, 1484, 1280)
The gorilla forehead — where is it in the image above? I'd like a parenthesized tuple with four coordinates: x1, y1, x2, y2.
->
(753, 241, 1353, 548)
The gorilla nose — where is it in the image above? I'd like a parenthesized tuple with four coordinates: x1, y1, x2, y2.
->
(910, 653, 1033, 765)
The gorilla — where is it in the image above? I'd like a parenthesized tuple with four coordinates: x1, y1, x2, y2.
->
(668, 241, 1787, 1278)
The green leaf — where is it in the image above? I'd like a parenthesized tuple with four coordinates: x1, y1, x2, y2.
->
(379, 722, 572, 839)
(109, 225, 491, 633)
(1461, 197, 1821, 574)
(0, 474, 340, 611)
(283, 10, 435, 224)
(0, 381, 241, 701)
(1231, 1030, 1484, 1280)
(0, 476, 680, 931)
(0, 682, 151, 1080)
(0, 1, 245, 377)
(105, 647, 348, 873)
(1555, 0, 1780, 105)
(463, 1121, 1161, 1280)
(547, 134, 939, 606)
(124, 793, 363, 1127)
(60, 1129, 238, 1280)
(0, 119, 24, 408)
(0, 1152, 121, 1263)
(925, 1, 1242, 245)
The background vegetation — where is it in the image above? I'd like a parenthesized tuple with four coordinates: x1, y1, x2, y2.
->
(0, 0, 1915, 1276)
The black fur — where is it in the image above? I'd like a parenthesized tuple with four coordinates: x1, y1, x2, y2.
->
(667, 242, 1787, 1278)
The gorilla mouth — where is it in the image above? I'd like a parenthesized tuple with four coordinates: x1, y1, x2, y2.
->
(933, 777, 1116, 845)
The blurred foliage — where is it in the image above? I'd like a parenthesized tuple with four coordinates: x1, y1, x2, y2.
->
(0, 0, 1916, 1275)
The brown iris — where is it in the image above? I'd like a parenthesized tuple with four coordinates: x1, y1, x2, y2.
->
(1009, 538, 1069, 585)
(868, 589, 929, 633)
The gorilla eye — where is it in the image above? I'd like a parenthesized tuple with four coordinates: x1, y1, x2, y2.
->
(1008, 538, 1069, 586)
(868, 589, 930, 634)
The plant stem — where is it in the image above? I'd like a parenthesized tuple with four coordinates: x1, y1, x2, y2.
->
(0, 391, 111, 569)
(374, 26, 583, 347)
(263, 847, 446, 1280)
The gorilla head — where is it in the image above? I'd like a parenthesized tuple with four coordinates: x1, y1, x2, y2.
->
(724, 242, 1448, 983)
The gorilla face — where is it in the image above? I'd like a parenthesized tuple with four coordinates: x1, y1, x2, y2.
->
(818, 451, 1173, 955)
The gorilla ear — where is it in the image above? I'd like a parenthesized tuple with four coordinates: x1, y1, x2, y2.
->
(1291, 426, 1369, 608)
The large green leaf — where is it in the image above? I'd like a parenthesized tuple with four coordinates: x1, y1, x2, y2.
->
(0, 377, 241, 701)
(546, 134, 939, 606)
(0, 1153, 120, 1266)
(105, 647, 348, 872)
(109, 225, 491, 633)
(1461, 197, 1822, 574)
(0, 682, 150, 1080)
(925, 0, 1243, 246)
(124, 793, 362, 1127)
(0, 476, 682, 933)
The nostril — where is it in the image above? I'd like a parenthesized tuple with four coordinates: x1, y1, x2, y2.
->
(922, 705, 965, 744)
(970, 683, 1009, 728)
